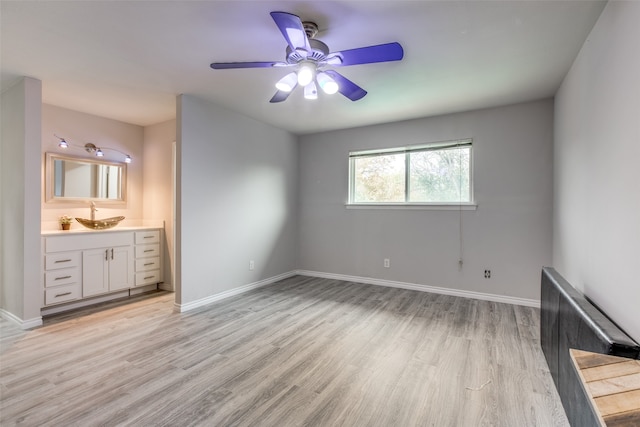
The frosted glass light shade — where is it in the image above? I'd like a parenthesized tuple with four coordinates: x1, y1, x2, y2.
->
(275, 72, 297, 92)
(297, 63, 315, 86)
(317, 72, 339, 95)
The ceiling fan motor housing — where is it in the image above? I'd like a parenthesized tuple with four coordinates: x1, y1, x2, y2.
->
(286, 39, 330, 64)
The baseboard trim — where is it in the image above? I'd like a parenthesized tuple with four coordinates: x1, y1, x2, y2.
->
(174, 271, 298, 313)
(0, 309, 43, 330)
(158, 282, 173, 292)
(173, 269, 539, 313)
(295, 270, 540, 308)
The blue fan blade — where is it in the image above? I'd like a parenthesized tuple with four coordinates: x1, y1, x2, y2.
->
(270, 90, 292, 103)
(323, 70, 367, 101)
(210, 61, 285, 69)
(270, 12, 310, 54)
(332, 42, 404, 66)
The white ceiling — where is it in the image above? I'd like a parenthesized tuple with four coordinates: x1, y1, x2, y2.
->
(1, 1, 606, 135)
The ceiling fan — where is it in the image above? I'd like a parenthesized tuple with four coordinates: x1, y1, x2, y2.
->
(210, 11, 404, 103)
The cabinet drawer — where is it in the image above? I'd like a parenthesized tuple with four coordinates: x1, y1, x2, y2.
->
(135, 270, 161, 286)
(45, 267, 80, 287)
(135, 243, 159, 258)
(135, 230, 159, 244)
(45, 283, 81, 305)
(45, 252, 81, 270)
(135, 256, 160, 272)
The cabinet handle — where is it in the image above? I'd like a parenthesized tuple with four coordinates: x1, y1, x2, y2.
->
(54, 259, 72, 263)
(144, 276, 155, 280)
(55, 275, 72, 280)
(111, 248, 114, 260)
(105, 249, 109, 260)
(143, 235, 153, 239)
(55, 292, 72, 297)
(144, 262, 155, 266)
(144, 249, 154, 253)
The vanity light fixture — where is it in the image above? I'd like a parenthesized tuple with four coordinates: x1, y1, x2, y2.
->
(54, 135, 132, 163)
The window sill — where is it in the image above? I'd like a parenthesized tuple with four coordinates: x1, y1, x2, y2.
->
(345, 203, 478, 211)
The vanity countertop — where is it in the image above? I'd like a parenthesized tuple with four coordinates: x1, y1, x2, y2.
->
(42, 224, 163, 236)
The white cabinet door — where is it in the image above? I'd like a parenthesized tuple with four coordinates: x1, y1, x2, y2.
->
(83, 246, 133, 296)
(109, 246, 133, 291)
(83, 248, 109, 297)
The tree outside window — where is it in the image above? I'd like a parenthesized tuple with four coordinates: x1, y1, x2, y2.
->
(350, 141, 472, 204)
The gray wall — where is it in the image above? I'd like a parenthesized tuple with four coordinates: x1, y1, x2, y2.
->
(298, 99, 554, 301)
(0, 77, 42, 323)
(554, 1, 640, 342)
(176, 94, 298, 305)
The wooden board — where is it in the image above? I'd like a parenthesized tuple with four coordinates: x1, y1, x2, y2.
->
(570, 348, 640, 427)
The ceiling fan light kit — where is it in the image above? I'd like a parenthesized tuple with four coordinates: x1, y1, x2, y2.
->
(210, 11, 404, 103)
(304, 81, 318, 100)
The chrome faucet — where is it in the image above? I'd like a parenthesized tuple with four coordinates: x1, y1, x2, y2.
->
(90, 201, 98, 220)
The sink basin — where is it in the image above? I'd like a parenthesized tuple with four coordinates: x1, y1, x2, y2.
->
(75, 216, 125, 230)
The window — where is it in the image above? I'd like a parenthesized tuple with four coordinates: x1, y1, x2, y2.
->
(348, 139, 472, 205)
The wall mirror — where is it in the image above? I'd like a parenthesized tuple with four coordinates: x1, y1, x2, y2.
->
(45, 152, 127, 203)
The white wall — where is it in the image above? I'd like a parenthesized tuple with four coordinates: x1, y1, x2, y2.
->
(0, 77, 42, 324)
(143, 119, 176, 290)
(298, 99, 554, 302)
(554, 1, 640, 342)
(176, 95, 298, 306)
(41, 104, 144, 230)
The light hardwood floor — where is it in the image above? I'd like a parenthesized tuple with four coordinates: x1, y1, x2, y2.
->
(0, 276, 569, 426)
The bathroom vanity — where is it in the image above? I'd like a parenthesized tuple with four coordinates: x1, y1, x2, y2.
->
(41, 226, 164, 312)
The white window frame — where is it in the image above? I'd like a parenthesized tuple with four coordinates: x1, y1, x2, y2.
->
(347, 139, 476, 210)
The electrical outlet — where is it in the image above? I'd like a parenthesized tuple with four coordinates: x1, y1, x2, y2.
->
(384, 258, 390, 268)
(249, 260, 255, 271)
(484, 269, 491, 279)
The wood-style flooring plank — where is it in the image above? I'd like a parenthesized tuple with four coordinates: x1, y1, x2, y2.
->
(1, 276, 569, 426)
